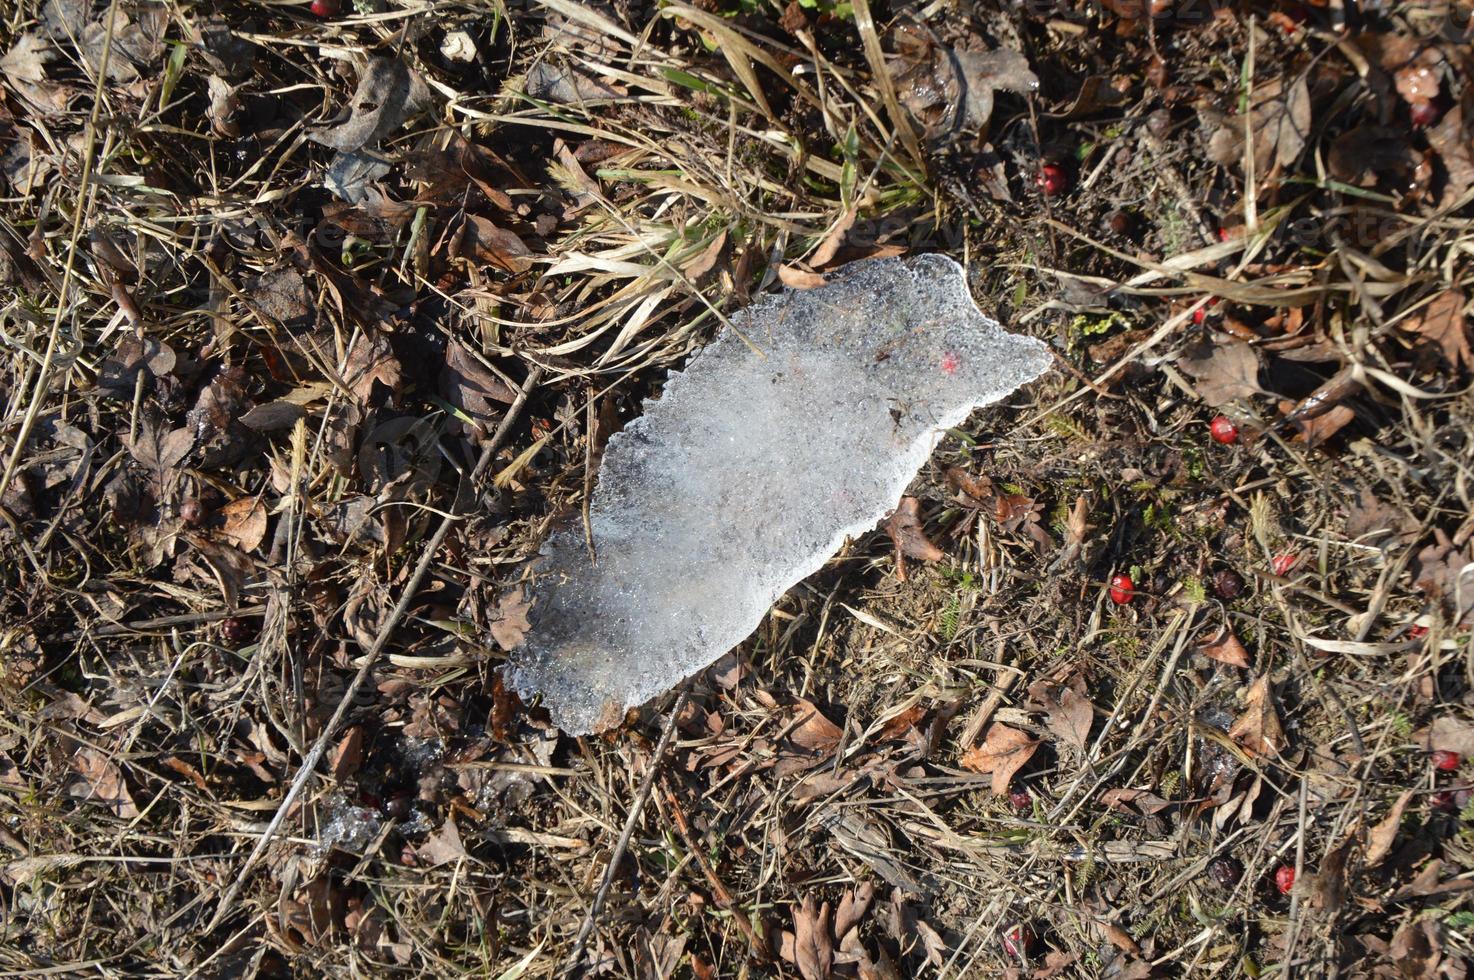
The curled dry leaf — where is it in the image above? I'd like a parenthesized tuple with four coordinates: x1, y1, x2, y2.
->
(1428, 89, 1474, 208)
(67, 745, 139, 818)
(453, 215, 534, 274)
(885, 496, 944, 564)
(960, 722, 1039, 794)
(834, 881, 875, 940)
(1099, 787, 1173, 816)
(1199, 627, 1251, 668)
(888, 26, 1038, 139)
(776, 264, 828, 290)
(1228, 675, 1285, 758)
(311, 58, 434, 152)
(1365, 789, 1415, 867)
(218, 497, 268, 553)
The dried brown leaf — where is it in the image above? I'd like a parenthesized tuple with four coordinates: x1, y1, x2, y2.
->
(417, 816, 467, 866)
(1199, 627, 1251, 668)
(789, 699, 843, 754)
(67, 745, 138, 818)
(1227, 675, 1285, 758)
(1421, 714, 1474, 756)
(1409, 533, 1474, 623)
(2, 32, 69, 114)
(1308, 834, 1353, 914)
(1403, 290, 1471, 372)
(311, 58, 434, 152)
(835, 881, 875, 940)
(1028, 675, 1093, 754)
(1428, 89, 1474, 208)
(342, 330, 403, 407)
(791, 896, 834, 980)
(885, 496, 944, 564)
(441, 341, 516, 436)
(960, 723, 1039, 795)
(777, 264, 828, 290)
(1064, 494, 1091, 548)
(1390, 918, 1442, 979)
(218, 497, 267, 553)
(454, 215, 534, 274)
(490, 592, 532, 651)
(1178, 337, 1262, 407)
(1366, 789, 1415, 867)
(1250, 75, 1312, 175)
(330, 726, 365, 783)
(1099, 787, 1173, 815)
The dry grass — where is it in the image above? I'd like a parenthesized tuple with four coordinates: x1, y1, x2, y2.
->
(2, 0, 1473, 977)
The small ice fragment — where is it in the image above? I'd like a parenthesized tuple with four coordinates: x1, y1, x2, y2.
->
(506, 255, 1052, 734)
(314, 793, 383, 855)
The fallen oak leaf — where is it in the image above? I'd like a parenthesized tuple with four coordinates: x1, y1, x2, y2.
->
(790, 895, 834, 980)
(1027, 674, 1094, 754)
(960, 722, 1039, 795)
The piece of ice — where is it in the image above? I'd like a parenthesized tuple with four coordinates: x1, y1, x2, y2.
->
(505, 255, 1052, 734)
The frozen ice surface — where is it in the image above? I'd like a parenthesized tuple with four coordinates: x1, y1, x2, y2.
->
(505, 254, 1052, 733)
(315, 794, 383, 855)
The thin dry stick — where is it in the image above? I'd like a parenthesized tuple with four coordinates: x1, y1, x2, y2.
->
(204, 366, 543, 932)
(563, 687, 689, 976)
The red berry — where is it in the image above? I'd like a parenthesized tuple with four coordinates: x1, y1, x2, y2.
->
(1274, 864, 1295, 895)
(1109, 573, 1135, 605)
(1036, 164, 1067, 196)
(1009, 790, 1032, 811)
(1002, 924, 1034, 957)
(1209, 415, 1239, 444)
(1431, 790, 1457, 811)
(1433, 750, 1461, 772)
(1217, 227, 1233, 242)
(1192, 307, 1207, 325)
(1409, 624, 1430, 639)
(1270, 553, 1298, 577)
(310, 0, 340, 16)
(1410, 100, 1441, 128)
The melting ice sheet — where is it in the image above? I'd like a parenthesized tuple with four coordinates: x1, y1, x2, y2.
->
(506, 255, 1052, 733)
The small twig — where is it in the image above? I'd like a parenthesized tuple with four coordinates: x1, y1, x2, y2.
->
(203, 366, 542, 933)
(563, 687, 689, 976)
(662, 778, 770, 960)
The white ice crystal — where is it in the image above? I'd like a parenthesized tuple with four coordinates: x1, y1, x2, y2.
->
(506, 254, 1051, 733)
